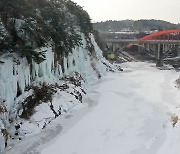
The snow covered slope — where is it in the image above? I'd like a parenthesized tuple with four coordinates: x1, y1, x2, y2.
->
(0, 34, 115, 152)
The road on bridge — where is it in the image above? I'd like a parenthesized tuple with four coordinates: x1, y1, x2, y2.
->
(7, 62, 180, 154)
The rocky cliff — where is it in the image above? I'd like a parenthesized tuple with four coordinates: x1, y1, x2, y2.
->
(0, 0, 116, 152)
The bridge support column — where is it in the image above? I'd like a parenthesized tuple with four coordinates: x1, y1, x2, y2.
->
(164, 44, 168, 52)
(151, 44, 157, 55)
(163, 44, 166, 52)
(147, 43, 150, 50)
(112, 43, 115, 51)
(156, 44, 163, 67)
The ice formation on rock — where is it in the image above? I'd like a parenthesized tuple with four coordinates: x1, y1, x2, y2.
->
(0, 34, 114, 152)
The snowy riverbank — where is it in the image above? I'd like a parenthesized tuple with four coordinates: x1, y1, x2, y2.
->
(5, 61, 180, 154)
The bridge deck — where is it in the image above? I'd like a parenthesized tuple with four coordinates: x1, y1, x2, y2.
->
(105, 39, 180, 45)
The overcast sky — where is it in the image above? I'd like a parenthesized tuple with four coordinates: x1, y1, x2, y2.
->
(72, 0, 180, 24)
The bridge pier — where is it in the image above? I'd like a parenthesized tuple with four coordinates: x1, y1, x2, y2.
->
(164, 44, 168, 52)
(156, 44, 163, 67)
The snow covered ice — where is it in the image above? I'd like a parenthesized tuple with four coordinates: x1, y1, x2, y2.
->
(5, 61, 180, 154)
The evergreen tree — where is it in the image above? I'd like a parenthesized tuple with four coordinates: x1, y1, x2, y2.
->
(0, 0, 94, 62)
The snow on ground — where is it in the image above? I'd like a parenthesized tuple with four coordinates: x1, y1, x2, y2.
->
(6, 62, 180, 154)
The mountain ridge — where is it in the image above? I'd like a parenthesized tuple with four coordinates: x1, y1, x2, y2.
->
(93, 19, 180, 32)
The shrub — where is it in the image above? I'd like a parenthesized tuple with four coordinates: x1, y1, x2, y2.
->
(20, 83, 56, 119)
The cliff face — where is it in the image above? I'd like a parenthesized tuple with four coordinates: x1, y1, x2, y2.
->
(0, 35, 109, 152)
(0, 0, 114, 152)
(0, 35, 106, 110)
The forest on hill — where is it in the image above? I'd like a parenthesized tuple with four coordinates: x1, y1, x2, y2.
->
(93, 19, 180, 32)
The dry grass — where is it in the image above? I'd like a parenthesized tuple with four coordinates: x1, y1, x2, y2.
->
(0, 101, 7, 114)
(175, 78, 180, 88)
(171, 115, 179, 127)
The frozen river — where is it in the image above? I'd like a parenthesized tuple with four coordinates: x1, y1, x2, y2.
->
(6, 62, 180, 154)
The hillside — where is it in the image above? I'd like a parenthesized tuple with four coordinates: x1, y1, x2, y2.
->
(0, 0, 116, 152)
(93, 19, 180, 32)
(93, 20, 134, 32)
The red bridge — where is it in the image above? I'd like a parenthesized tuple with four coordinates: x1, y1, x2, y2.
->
(138, 29, 180, 41)
(105, 29, 180, 67)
